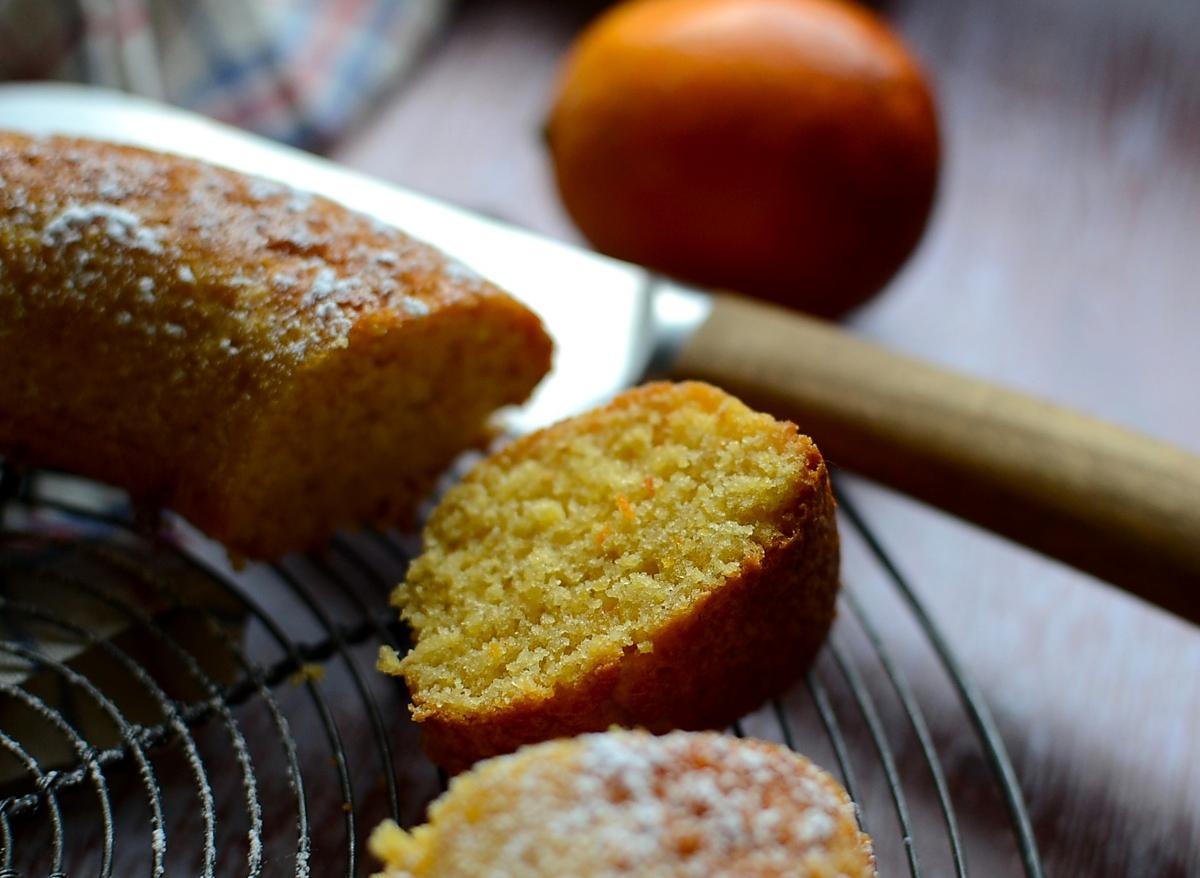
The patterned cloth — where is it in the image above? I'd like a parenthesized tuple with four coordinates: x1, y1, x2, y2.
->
(0, 0, 450, 150)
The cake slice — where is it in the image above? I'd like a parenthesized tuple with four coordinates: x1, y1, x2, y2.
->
(369, 730, 876, 877)
(380, 381, 839, 772)
(0, 132, 552, 559)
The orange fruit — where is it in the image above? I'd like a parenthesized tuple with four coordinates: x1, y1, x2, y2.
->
(546, 0, 940, 317)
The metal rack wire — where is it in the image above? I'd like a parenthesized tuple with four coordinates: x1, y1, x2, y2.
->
(0, 463, 1044, 876)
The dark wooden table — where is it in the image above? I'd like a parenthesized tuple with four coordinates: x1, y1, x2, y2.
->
(336, 1, 1200, 874)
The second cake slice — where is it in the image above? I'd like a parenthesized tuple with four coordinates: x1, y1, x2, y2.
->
(379, 381, 839, 772)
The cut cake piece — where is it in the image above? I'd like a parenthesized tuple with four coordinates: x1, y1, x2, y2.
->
(369, 729, 876, 878)
(381, 381, 839, 772)
(0, 132, 553, 559)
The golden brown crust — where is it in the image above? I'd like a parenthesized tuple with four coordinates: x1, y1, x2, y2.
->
(392, 381, 839, 773)
(0, 132, 552, 557)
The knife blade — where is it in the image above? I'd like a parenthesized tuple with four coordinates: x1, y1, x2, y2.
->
(1, 83, 1196, 624)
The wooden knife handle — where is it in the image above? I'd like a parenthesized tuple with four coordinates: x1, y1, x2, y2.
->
(670, 293, 1200, 625)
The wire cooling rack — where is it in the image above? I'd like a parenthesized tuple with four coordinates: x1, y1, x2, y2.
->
(0, 461, 1045, 877)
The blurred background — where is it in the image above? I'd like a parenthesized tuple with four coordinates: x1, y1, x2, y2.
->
(2, 0, 1197, 874)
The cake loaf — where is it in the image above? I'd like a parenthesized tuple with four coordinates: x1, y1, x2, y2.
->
(370, 729, 876, 877)
(0, 133, 552, 559)
(381, 381, 839, 772)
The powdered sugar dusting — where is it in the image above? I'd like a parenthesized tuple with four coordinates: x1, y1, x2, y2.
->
(2, 132, 509, 377)
(42, 202, 164, 254)
(247, 177, 287, 201)
(287, 191, 313, 214)
(401, 296, 430, 317)
(563, 731, 849, 875)
(307, 266, 338, 301)
(96, 169, 132, 200)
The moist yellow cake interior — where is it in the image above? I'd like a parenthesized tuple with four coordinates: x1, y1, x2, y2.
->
(385, 383, 816, 714)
